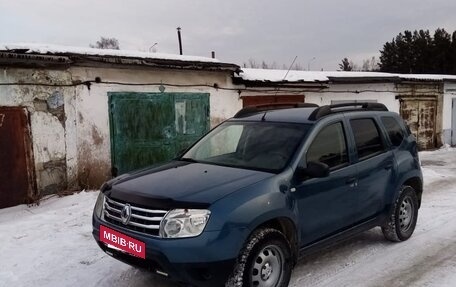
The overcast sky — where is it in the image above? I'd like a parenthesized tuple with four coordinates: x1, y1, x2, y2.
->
(1, 0, 456, 70)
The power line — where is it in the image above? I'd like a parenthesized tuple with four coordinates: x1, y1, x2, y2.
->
(0, 80, 405, 94)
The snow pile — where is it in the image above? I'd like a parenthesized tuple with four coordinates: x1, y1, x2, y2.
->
(0, 43, 220, 63)
(239, 68, 330, 82)
(0, 191, 174, 287)
(0, 148, 455, 287)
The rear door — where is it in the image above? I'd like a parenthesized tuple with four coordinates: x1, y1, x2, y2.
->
(348, 117, 395, 220)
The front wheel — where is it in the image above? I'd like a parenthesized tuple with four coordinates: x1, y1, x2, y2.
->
(382, 185, 419, 242)
(226, 228, 292, 287)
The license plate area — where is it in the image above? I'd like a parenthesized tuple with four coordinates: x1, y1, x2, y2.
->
(100, 225, 146, 259)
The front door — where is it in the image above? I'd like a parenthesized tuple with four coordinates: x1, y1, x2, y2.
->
(294, 121, 358, 245)
(0, 107, 34, 208)
(109, 93, 209, 175)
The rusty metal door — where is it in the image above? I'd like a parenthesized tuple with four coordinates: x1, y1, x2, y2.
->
(242, 95, 305, 107)
(400, 100, 436, 150)
(0, 107, 34, 208)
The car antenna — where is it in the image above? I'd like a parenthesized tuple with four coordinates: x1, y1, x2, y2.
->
(261, 111, 267, 121)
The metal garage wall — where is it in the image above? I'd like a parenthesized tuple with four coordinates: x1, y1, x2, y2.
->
(108, 92, 210, 176)
(397, 83, 444, 150)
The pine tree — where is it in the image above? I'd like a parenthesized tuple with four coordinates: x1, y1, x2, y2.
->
(432, 29, 451, 73)
(412, 30, 433, 73)
(379, 28, 456, 74)
(451, 32, 456, 74)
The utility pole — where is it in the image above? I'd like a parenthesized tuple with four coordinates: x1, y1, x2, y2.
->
(149, 43, 158, 53)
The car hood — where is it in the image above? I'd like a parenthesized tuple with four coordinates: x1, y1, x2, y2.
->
(105, 161, 274, 209)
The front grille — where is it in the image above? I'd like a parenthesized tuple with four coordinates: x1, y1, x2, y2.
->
(103, 196, 168, 236)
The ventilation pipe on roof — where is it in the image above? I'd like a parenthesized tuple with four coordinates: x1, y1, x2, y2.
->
(177, 27, 183, 55)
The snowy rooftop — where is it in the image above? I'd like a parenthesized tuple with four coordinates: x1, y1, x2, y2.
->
(238, 68, 456, 83)
(0, 43, 221, 64)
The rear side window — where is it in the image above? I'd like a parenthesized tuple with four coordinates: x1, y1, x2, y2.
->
(381, 117, 404, 147)
(307, 122, 348, 169)
(350, 118, 385, 160)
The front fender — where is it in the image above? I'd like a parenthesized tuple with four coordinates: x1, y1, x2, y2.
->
(207, 176, 298, 256)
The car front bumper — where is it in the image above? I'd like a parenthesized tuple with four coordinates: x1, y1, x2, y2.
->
(92, 214, 246, 287)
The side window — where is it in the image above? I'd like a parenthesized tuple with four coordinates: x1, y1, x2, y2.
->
(307, 122, 348, 169)
(381, 117, 405, 147)
(350, 118, 385, 160)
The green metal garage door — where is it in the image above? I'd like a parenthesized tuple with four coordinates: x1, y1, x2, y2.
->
(108, 92, 209, 175)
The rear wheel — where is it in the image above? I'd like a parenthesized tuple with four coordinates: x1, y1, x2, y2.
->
(382, 185, 419, 242)
(226, 228, 292, 287)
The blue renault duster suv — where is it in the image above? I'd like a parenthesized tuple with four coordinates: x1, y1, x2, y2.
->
(93, 102, 423, 287)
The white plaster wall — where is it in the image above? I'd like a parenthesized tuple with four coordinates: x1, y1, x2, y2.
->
(443, 82, 456, 129)
(0, 67, 74, 194)
(443, 82, 456, 145)
(1, 66, 242, 192)
(70, 67, 241, 187)
(305, 83, 399, 113)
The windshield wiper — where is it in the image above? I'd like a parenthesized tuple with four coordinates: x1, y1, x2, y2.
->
(179, 157, 199, 163)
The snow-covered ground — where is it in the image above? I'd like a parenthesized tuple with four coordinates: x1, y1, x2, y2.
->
(1, 148, 455, 287)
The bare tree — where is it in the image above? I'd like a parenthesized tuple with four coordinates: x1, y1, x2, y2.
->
(243, 59, 305, 70)
(90, 37, 120, 50)
(339, 58, 353, 71)
(361, 56, 379, 71)
(294, 63, 304, 71)
(243, 59, 260, 68)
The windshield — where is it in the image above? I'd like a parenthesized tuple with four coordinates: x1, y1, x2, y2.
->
(181, 121, 310, 172)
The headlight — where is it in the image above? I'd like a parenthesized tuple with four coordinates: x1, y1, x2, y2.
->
(160, 209, 211, 238)
(94, 191, 105, 219)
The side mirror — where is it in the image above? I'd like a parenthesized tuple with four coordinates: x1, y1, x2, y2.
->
(297, 161, 330, 180)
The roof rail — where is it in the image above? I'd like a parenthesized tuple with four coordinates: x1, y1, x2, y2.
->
(308, 102, 388, 120)
(233, 102, 319, 118)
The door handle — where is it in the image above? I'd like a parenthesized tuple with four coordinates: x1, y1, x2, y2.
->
(346, 177, 358, 187)
(384, 162, 393, 170)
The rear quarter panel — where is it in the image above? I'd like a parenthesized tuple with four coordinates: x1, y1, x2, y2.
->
(384, 115, 423, 208)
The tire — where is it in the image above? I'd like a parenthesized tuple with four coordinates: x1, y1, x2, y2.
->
(225, 228, 292, 287)
(382, 185, 419, 242)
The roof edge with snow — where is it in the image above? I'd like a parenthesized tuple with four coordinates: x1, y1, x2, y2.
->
(0, 43, 240, 71)
(236, 68, 456, 85)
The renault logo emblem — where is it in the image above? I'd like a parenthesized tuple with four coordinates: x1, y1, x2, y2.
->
(120, 204, 132, 225)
